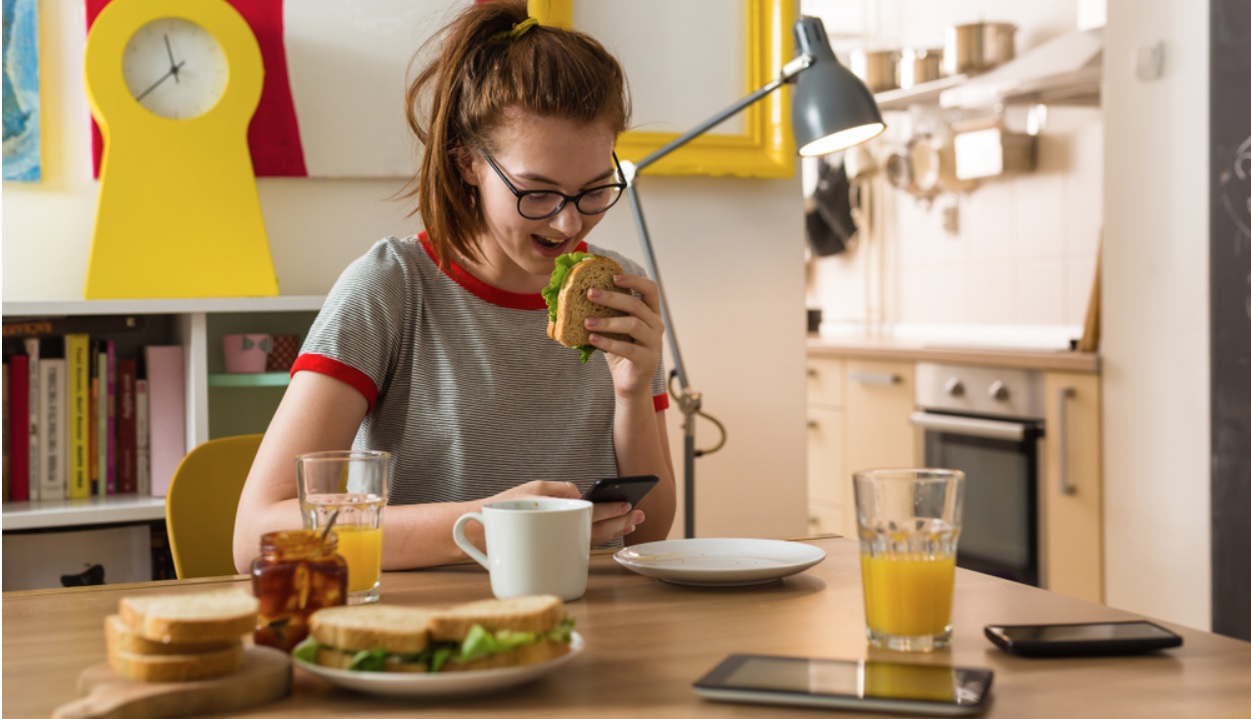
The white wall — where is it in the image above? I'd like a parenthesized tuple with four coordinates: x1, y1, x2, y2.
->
(1101, 0, 1211, 630)
(1, 1, 808, 541)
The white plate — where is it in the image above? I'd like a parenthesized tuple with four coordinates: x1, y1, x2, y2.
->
(614, 539, 826, 586)
(294, 632, 584, 697)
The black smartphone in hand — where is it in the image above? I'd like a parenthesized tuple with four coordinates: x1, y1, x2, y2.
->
(984, 620, 1183, 657)
(582, 475, 659, 508)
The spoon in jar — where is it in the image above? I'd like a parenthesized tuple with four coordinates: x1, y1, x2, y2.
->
(320, 509, 340, 544)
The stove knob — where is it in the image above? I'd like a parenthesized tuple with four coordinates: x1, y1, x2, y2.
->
(945, 377, 965, 397)
(988, 380, 1010, 401)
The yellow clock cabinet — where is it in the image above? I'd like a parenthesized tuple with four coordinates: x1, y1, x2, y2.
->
(83, 0, 278, 300)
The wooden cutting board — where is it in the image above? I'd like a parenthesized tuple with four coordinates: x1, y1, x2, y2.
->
(53, 645, 291, 719)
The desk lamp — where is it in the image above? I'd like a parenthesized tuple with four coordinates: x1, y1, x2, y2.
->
(620, 16, 884, 537)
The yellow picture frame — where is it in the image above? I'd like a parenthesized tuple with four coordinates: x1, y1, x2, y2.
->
(529, 0, 796, 178)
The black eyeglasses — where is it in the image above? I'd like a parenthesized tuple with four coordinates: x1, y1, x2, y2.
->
(482, 152, 627, 220)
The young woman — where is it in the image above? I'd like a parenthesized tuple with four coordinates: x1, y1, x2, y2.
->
(232, 0, 676, 572)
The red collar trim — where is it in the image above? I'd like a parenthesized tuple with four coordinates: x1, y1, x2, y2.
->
(418, 232, 589, 310)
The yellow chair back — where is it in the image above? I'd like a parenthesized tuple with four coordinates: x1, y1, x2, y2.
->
(164, 434, 263, 579)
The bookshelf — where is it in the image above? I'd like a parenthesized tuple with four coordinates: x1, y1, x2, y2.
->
(2, 296, 323, 588)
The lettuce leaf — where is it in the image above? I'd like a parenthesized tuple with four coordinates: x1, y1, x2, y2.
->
(291, 636, 320, 664)
(541, 252, 594, 323)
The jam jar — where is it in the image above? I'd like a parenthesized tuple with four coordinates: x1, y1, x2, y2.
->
(251, 529, 348, 651)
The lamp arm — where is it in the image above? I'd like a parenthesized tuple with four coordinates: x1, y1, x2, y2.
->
(634, 54, 814, 173)
(621, 52, 814, 538)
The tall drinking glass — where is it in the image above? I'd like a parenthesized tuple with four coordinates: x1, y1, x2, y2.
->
(854, 468, 965, 652)
(297, 450, 389, 604)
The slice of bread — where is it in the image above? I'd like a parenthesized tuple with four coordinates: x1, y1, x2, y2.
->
(551, 256, 630, 348)
(441, 637, 571, 672)
(427, 595, 566, 642)
(309, 605, 434, 654)
(118, 589, 259, 645)
(105, 614, 238, 656)
(108, 644, 245, 682)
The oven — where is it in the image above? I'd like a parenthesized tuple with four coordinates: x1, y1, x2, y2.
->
(910, 363, 1043, 586)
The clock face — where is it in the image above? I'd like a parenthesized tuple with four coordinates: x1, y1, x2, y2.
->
(122, 17, 228, 120)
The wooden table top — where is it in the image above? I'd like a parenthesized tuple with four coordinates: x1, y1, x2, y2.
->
(5, 536, 1249, 718)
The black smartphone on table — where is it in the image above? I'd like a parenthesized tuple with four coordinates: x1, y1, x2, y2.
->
(693, 654, 994, 716)
(581, 475, 658, 508)
(984, 620, 1183, 658)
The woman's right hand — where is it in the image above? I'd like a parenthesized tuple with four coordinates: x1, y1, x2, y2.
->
(487, 480, 645, 546)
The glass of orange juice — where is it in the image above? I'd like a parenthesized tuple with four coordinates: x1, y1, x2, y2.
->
(297, 450, 389, 604)
(854, 468, 965, 652)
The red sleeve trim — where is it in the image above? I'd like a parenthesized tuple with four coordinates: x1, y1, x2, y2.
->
(290, 354, 379, 410)
(653, 393, 670, 412)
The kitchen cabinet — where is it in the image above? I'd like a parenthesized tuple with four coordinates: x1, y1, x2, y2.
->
(1041, 371, 1104, 603)
(806, 357, 918, 537)
(806, 357, 848, 536)
(2, 296, 322, 590)
(844, 359, 918, 473)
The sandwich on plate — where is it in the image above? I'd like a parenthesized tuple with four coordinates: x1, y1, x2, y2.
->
(294, 594, 575, 673)
(542, 252, 630, 363)
(107, 588, 260, 682)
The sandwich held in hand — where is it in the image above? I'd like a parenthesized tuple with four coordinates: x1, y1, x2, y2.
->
(293, 594, 575, 673)
(542, 252, 630, 363)
(107, 588, 260, 682)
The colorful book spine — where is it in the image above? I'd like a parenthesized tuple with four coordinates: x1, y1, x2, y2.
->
(136, 378, 150, 496)
(66, 332, 92, 497)
(116, 359, 138, 494)
(24, 337, 40, 501)
(144, 345, 186, 498)
(95, 342, 107, 493)
(89, 373, 99, 495)
(99, 340, 117, 494)
(65, 334, 91, 499)
(7, 354, 30, 501)
(3, 360, 9, 501)
(38, 357, 67, 500)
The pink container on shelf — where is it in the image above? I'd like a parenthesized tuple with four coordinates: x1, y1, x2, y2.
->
(222, 334, 273, 373)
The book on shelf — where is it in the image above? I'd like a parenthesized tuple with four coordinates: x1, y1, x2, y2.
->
(97, 339, 117, 494)
(136, 377, 150, 496)
(24, 337, 40, 501)
(116, 358, 138, 494)
(38, 355, 68, 500)
(3, 360, 8, 501)
(7, 354, 30, 501)
(89, 371, 99, 495)
(2, 315, 145, 339)
(66, 334, 91, 499)
(144, 345, 185, 498)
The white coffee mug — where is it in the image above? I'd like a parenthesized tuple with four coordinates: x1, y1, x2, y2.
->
(452, 498, 592, 601)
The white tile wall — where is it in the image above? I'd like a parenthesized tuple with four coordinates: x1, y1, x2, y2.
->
(809, 107, 1103, 336)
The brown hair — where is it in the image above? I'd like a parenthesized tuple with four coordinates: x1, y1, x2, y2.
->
(404, 0, 631, 267)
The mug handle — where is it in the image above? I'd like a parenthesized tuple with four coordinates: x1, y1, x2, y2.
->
(452, 513, 490, 569)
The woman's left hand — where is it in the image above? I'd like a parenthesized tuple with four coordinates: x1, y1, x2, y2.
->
(583, 273, 665, 399)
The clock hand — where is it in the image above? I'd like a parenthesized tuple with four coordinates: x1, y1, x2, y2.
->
(163, 35, 180, 84)
(135, 60, 186, 103)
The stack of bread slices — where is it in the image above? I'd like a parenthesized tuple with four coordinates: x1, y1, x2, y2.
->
(106, 588, 259, 682)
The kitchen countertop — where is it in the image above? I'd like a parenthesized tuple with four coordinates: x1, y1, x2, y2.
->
(808, 334, 1100, 373)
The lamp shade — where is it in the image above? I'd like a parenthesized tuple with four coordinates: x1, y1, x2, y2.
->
(792, 17, 886, 157)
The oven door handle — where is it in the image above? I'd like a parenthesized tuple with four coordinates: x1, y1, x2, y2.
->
(910, 411, 1028, 441)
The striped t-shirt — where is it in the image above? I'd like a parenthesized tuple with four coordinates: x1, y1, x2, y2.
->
(293, 235, 669, 505)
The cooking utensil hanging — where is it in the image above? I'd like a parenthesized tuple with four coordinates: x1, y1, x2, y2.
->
(805, 157, 858, 257)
